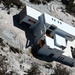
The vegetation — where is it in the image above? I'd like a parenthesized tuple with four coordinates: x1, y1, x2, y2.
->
(0, 38, 5, 47)
(0, 0, 24, 9)
(27, 63, 40, 75)
(0, 38, 3, 43)
(0, 70, 14, 75)
(27, 63, 70, 75)
(61, 0, 74, 5)
(51, 64, 70, 75)
(29, 0, 41, 5)
(9, 45, 22, 54)
(44, 63, 52, 69)
(29, 0, 53, 5)
(0, 55, 7, 75)
(0, 70, 4, 75)
(29, 0, 75, 13)
(61, 0, 75, 13)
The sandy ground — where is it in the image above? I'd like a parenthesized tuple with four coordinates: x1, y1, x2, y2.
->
(0, 8, 26, 50)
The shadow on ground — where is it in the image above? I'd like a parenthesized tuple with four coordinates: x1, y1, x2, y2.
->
(13, 14, 34, 48)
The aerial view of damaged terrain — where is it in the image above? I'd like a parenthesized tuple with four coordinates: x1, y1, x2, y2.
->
(1, 0, 75, 75)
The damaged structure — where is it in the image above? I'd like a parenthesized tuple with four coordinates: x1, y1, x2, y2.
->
(19, 5, 75, 67)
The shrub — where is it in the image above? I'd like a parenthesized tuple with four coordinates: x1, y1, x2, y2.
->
(29, 0, 41, 5)
(27, 63, 40, 75)
(1, 0, 24, 9)
(0, 70, 14, 75)
(61, 0, 69, 5)
(29, 0, 53, 5)
(9, 45, 22, 54)
(0, 38, 5, 47)
(61, 0, 75, 13)
(0, 70, 3, 75)
(11, 0, 24, 8)
(29, 0, 37, 3)
(0, 55, 8, 75)
(44, 63, 52, 69)
(0, 38, 3, 43)
(51, 64, 70, 75)
(0, 0, 1, 4)
(42, 1, 47, 5)
(46, 0, 53, 2)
